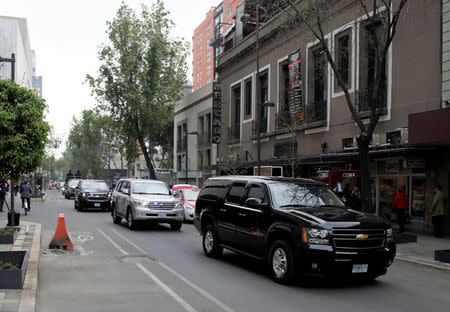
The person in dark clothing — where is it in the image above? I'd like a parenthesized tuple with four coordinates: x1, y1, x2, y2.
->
(75, 169, 82, 179)
(0, 181, 9, 212)
(391, 186, 409, 233)
(66, 170, 74, 183)
(349, 185, 361, 211)
(342, 183, 352, 203)
(20, 181, 33, 212)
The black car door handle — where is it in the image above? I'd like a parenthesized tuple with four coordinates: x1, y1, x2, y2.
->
(238, 213, 246, 217)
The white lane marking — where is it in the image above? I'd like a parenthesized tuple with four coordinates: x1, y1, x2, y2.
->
(159, 262, 236, 312)
(110, 228, 235, 312)
(101, 228, 197, 312)
(135, 262, 197, 312)
(111, 229, 146, 254)
(98, 229, 129, 255)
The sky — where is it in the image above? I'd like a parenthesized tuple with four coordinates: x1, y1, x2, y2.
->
(2, 0, 217, 156)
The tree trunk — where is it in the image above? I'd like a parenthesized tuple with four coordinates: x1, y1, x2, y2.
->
(137, 136, 157, 180)
(357, 136, 372, 213)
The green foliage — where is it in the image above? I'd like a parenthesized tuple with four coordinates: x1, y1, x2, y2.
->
(87, 1, 188, 179)
(0, 79, 51, 181)
(0, 227, 16, 235)
(0, 260, 19, 270)
(64, 110, 110, 179)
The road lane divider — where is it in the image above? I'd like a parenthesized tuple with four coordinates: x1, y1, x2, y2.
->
(110, 228, 236, 312)
(99, 228, 197, 312)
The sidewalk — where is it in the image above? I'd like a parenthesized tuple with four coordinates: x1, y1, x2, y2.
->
(0, 216, 41, 312)
(395, 232, 450, 271)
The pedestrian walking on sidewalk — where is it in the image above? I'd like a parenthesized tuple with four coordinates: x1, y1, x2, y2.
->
(0, 181, 9, 212)
(349, 185, 362, 211)
(430, 185, 446, 237)
(19, 181, 33, 212)
(391, 186, 408, 233)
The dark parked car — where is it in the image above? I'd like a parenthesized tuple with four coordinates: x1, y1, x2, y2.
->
(74, 179, 110, 211)
(194, 176, 396, 284)
(64, 179, 80, 199)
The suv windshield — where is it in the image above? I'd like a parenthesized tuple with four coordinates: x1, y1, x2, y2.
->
(184, 189, 199, 201)
(68, 180, 80, 187)
(82, 181, 108, 192)
(132, 182, 170, 195)
(268, 182, 345, 209)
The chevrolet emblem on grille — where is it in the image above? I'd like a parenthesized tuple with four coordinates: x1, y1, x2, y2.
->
(356, 234, 369, 240)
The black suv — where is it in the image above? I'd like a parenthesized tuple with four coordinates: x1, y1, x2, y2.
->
(74, 179, 110, 211)
(194, 176, 396, 284)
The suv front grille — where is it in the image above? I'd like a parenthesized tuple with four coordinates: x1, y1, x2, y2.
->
(148, 202, 175, 210)
(331, 229, 385, 250)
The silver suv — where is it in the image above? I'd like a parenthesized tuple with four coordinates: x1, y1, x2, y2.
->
(111, 179, 183, 230)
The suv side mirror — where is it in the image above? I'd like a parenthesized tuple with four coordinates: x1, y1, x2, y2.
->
(245, 198, 269, 210)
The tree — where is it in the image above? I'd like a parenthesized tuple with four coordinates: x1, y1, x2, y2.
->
(87, 1, 188, 180)
(65, 110, 110, 179)
(281, 0, 408, 212)
(0, 79, 51, 181)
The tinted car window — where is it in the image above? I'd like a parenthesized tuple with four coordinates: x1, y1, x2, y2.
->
(200, 180, 228, 200)
(268, 182, 345, 209)
(226, 183, 246, 204)
(82, 181, 108, 192)
(246, 185, 267, 203)
(121, 181, 130, 193)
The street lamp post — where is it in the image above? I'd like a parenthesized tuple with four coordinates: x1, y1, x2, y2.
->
(241, 8, 274, 176)
(185, 131, 199, 184)
(0, 53, 17, 227)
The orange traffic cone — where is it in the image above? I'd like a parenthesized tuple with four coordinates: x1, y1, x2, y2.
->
(49, 214, 73, 251)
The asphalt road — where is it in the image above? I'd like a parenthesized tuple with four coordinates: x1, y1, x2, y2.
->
(17, 190, 450, 312)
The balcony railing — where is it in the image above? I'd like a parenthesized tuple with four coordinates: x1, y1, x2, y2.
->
(228, 124, 240, 142)
(355, 87, 387, 113)
(251, 118, 268, 136)
(275, 102, 327, 131)
(275, 111, 297, 131)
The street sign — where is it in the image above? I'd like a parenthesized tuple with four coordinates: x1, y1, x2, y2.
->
(288, 50, 303, 120)
(212, 82, 221, 144)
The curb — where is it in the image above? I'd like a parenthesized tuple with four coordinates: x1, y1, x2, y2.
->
(395, 254, 450, 272)
(18, 222, 41, 312)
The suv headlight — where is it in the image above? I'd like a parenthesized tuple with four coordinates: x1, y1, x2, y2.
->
(386, 228, 393, 243)
(303, 228, 330, 245)
(133, 200, 148, 207)
(81, 192, 87, 198)
(175, 201, 184, 209)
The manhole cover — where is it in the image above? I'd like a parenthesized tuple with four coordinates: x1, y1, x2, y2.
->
(119, 254, 155, 263)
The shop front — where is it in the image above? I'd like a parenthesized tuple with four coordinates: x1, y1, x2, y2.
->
(374, 158, 426, 226)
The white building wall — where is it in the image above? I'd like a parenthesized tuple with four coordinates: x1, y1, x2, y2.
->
(0, 16, 33, 89)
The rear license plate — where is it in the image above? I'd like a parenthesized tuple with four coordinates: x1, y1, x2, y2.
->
(94, 203, 100, 207)
(158, 213, 166, 217)
(352, 264, 368, 273)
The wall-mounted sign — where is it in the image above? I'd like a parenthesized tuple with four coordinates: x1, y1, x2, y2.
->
(385, 160, 401, 172)
(405, 157, 425, 169)
(288, 50, 303, 120)
(212, 82, 221, 144)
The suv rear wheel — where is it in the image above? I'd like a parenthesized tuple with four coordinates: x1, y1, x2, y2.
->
(202, 225, 223, 258)
(269, 240, 295, 284)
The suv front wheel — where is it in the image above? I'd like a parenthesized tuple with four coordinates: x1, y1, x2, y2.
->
(202, 225, 223, 258)
(269, 240, 296, 284)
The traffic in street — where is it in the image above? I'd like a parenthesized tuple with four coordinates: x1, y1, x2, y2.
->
(13, 190, 449, 312)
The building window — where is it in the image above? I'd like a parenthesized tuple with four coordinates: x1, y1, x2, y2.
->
(358, 20, 387, 113)
(307, 44, 327, 124)
(205, 113, 211, 143)
(244, 78, 252, 117)
(177, 155, 182, 171)
(342, 137, 355, 149)
(274, 140, 297, 158)
(226, 5, 231, 19)
(230, 85, 241, 141)
(336, 33, 350, 87)
(206, 149, 211, 166)
(259, 72, 269, 132)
